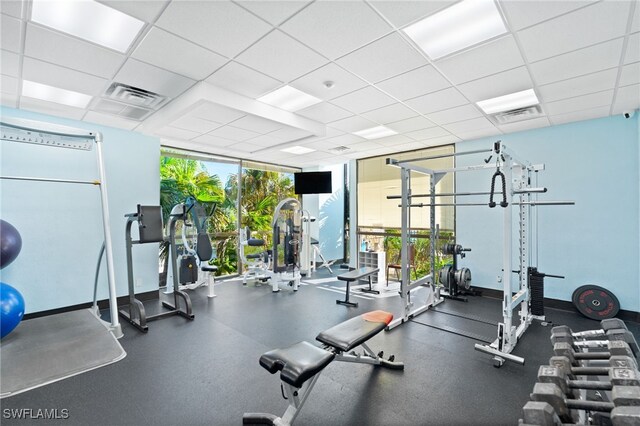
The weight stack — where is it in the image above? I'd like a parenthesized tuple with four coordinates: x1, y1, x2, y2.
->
(528, 267, 545, 316)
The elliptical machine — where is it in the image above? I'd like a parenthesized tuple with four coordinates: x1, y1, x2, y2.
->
(438, 243, 478, 302)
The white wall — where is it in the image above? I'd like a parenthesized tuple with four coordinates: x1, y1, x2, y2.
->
(456, 114, 639, 311)
(0, 107, 160, 313)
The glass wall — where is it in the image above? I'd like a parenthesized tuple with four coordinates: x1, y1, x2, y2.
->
(357, 145, 456, 278)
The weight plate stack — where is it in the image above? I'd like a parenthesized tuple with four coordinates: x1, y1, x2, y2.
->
(571, 284, 620, 320)
(439, 265, 452, 288)
(454, 267, 472, 290)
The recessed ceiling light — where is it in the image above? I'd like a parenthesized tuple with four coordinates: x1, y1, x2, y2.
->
(476, 89, 539, 114)
(353, 126, 397, 140)
(258, 86, 322, 112)
(22, 80, 93, 108)
(30, 0, 144, 53)
(403, 0, 507, 60)
(281, 146, 315, 155)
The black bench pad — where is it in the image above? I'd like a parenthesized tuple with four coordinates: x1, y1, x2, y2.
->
(316, 311, 393, 352)
(259, 341, 335, 388)
(247, 238, 265, 247)
(337, 267, 379, 282)
(201, 265, 218, 272)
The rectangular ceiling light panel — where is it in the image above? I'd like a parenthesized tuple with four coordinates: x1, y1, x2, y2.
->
(258, 85, 322, 112)
(22, 80, 93, 108)
(31, 0, 144, 52)
(281, 145, 315, 154)
(476, 89, 539, 114)
(403, 0, 507, 60)
(353, 126, 397, 139)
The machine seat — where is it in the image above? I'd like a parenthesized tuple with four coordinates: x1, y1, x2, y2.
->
(247, 238, 266, 247)
(200, 264, 218, 272)
(316, 310, 393, 352)
(259, 341, 334, 388)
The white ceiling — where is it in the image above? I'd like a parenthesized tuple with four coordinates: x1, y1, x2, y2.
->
(1, 0, 638, 169)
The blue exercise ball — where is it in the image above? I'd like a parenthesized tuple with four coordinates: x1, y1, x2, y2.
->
(0, 220, 22, 269)
(1, 282, 25, 339)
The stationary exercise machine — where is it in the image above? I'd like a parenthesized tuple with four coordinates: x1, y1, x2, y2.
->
(239, 226, 271, 286)
(269, 198, 302, 292)
(119, 204, 194, 333)
(299, 211, 333, 276)
(386, 141, 574, 366)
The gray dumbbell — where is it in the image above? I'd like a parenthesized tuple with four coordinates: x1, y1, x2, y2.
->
(611, 406, 640, 426)
(518, 401, 562, 426)
(550, 355, 638, 377)
(552, 318, 627, 338)
(551, 328, 639, 357)
(538, 364, 639, 397)
(553, 341, 635, 365)
(531, 382, 640, 423)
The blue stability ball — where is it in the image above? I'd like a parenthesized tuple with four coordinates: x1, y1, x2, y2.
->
(0, 219, 22, 269)
(1, 282, 25, 339)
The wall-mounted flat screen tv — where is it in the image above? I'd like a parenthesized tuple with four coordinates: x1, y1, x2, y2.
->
(294, 171, 332, 194)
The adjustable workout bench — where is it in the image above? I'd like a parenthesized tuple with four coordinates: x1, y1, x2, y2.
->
(243, 310, 403, 426)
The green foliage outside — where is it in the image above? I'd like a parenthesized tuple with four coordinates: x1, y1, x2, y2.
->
(160, 157, 296, 276)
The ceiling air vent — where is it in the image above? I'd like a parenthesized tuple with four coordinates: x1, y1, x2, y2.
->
(330, 146, 351, 153)
(489, 105, 543, 125)
(105, 83, 167, 109)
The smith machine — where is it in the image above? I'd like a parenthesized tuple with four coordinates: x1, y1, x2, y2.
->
(385, 141, 573, 367)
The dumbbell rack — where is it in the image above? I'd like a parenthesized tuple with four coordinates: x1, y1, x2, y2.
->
(519, 319, 640, 425)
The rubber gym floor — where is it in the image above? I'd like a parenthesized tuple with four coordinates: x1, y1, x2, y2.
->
(2, 269, 639, 426)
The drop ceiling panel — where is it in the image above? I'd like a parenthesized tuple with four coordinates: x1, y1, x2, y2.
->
(328, 115, 377, 133)
(245, 134, 281, 148)
(455, 127, 501, 141)
(208, 125, 260, 142)
(422, 134, 461, 146)
(205, 62, 282, 99)
(155, 1, 271, 58)
(336, 33, 427, 83)
(426, 104, 483, 126)
(98, 0, 169, 22)
(1, 93, 18, 107)
(280, 1, 391, 60)
(1, 75, 18, 95)
(456, 67, 533, 102)
(361, 103, 418, 124)
(192, 133, 234, 147)
(625, 33, 639, 64)
(235, 30, 327, 82)
(517, 1, 630, 62)
(132, 28, 228, 80)
(0, 0, 22, 18)
(386, 116, 436, 133)
(549, 105, 610, 125)
(367, 1, 455, 28)
(170, 115, 222, 133)
(498, 116, 551, 134)
(405, 87, 468, 114)
(620, 63, 640, 86)
(289, 63, 368, 100)
(545, 90, 614, 116)
(538, 69, 618, 103)
(633, 6, 639, 32)
(230, 115, 282, 134)
(612, 84, 640, 114)
(267, 126, 313, 142)
(373, 134, 413, 147)
(236, 1, 311, 25)
(435, 36, 525, 85)
(530, 38, 624, 85)
(443, 117, 495, 134)
(501, 0, 597, 31)
(405, 126, 450, 141)
(83, 110, 139, 130)
(296, 102, 353, 123)
(155, 125, 200, 140)
(20, 97, 86, 120)
(22, 57, 108, 96)
(1, 15, 21, 53)
(330, 86, 396, 114)
(190, 102, 246, 124)
(324, 133, 367, 146)
(24, 24, 125, 79)
(115, 59, 195, 99)
(232, 141, 261, 153)
(1, 49, 20, 77)
(376, 65, 450, 102)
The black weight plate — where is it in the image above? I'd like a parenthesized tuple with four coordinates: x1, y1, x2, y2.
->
(572, 284, 620, 320)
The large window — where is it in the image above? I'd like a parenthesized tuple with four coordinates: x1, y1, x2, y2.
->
(357, 145, 455, 277)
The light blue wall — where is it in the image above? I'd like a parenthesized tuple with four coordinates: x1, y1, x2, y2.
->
(0, 107, 160, 314)
(302, 164, 345, 262)
(456, 114, 639, 311)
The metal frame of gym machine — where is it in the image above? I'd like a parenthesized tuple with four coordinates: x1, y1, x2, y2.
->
(0, 117, 122, 338)
(386, 141, 573, 367)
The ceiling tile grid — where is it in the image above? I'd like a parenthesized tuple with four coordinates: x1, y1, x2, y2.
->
(1, 0, 639, 168)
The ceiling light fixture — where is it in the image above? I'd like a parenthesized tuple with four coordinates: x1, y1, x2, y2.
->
(476, 89, 539, 114)
(403, 0, 507, 60)
(281, 146, 315, 155)
(258, 86, 322, 112)
(22, 80, 93, 108)
(353, 126, 397, 140)
(30, 0, 144, 53)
